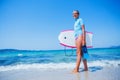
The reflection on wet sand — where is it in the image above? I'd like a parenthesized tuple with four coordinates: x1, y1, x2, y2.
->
(84, 71, 89, 80)
(74, 71, 89, 80)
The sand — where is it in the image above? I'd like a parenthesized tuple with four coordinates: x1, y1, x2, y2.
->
(0, 66, 120, 80)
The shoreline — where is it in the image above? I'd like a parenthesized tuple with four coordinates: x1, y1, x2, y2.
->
(0, 66, 120, 80)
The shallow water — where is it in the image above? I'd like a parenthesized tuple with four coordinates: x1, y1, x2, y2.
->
(0, 48, 120, 71)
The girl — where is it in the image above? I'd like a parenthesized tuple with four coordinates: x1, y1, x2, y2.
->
(72, 10, 88, 73)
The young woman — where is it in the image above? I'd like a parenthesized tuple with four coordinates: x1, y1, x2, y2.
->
(72, 10, 88, 73)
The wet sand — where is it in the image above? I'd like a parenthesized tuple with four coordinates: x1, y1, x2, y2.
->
(0, 66, 120, 80)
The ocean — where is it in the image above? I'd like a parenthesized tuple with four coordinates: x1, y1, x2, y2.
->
(0, 48, 120, 72)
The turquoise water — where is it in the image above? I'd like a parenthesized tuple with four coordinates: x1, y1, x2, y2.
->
(0, 48, 120, 71)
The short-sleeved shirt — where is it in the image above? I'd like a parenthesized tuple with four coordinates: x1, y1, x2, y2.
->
(74, 18, 84, 38)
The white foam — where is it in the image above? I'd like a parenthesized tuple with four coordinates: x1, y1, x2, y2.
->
(18, 53, 23, 56)
(0, 63, 75, 72)
(88, 60, 120, 67)
(0, 60, 120, 72)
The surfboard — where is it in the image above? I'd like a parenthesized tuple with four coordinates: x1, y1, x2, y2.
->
(58, 30, 93, 48)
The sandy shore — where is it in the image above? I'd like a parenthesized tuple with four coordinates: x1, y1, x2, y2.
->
(0, 66, 120, 80)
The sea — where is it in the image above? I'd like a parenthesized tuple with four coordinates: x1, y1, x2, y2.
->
(0, 48, 120, 72)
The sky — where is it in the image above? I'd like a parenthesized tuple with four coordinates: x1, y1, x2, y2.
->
(0, 0, 120, 50)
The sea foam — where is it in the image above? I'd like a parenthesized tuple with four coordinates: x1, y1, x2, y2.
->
(0, 60, 120, 72)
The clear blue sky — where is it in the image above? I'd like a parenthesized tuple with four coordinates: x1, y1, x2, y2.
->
(0, 0, 120, 50)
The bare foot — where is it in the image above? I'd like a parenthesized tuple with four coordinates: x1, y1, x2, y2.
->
(72, 68, 79, 73)
(84, 68, 88, 71)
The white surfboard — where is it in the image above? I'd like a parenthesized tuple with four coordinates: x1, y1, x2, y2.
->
(58, 30, 93, 48)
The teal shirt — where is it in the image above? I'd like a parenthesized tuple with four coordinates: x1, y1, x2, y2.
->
(74, 18, 84, 38)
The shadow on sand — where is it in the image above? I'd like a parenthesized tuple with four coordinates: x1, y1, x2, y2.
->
(79, 66, 103, 72)
(74, 66, 103, 80)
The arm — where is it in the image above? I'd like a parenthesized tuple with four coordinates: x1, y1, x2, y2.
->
(81, 24, 86, 46)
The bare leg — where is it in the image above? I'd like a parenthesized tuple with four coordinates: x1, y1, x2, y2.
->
(83, 59, 88, 71)
(73, 36, 82, 73)
(82, 37, 88, 71)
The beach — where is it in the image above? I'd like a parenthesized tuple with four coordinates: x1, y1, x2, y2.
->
(0, 48, 120, 80)
(0, 0, 120, 79)
(0, 66, 120, 80)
